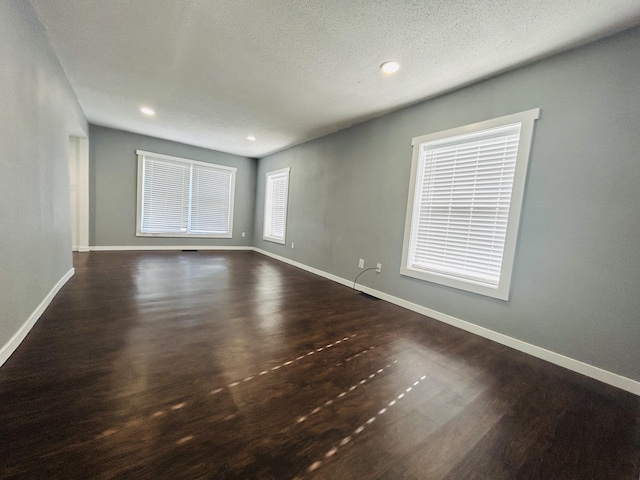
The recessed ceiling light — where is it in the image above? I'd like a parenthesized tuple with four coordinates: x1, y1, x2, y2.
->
(140, 106, 155, 116)
(247, 135, 256, 141)
(380, 61, 400, 74)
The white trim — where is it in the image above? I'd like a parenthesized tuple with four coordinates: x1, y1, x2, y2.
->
(77, 137, 90, 251)
(264, 166, 291, 176)
(263, 167, 290, 245)
(135, 150, 238, 173)
(69, 137, 90, 253)
(401, 108, 541, 301)
(263, 236, 287, 245)
(255, 248, 351, 287)
(136, 150, 236, 239)
(253, 248, 640, 396)
(135, 232, 234, 239)
(0, 268, 75, 367)
(410, 108, 541, 146)
(89, 245, 253, 251)
(69, 138, 79, 250)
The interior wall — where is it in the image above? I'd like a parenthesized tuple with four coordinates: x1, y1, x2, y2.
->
(254, 27, 640, 382)
(90, 125, 256, 247)
(0, 3, 87, 353)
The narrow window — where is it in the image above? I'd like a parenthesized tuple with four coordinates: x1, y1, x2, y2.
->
(263, 167, 290, 244)
(401, 109, 540, 300)
(136, 150, 236, 238)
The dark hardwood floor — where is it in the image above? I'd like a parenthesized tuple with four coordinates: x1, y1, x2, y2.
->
(1, 251, 638, 479)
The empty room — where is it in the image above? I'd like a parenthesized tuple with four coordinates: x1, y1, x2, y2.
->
(1, 1, 640, 479)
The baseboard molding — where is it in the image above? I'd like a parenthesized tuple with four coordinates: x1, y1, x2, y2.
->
(254, 248, 354, 288)
(0, 268, 75, 367)
(253, 248, 640, 396)
(90, 245, 253, 251)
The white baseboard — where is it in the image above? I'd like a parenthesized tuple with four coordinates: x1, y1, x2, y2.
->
(255, 248, 354, 288)
(254, 248, 640, 396)
(90, 245, 253, 251)
(0, 268, 75, 367)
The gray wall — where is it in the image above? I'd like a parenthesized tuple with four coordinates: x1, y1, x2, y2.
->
(90, 125, 256, 247)
(254, 27, 640, 381)
(0, 3, 87, 349)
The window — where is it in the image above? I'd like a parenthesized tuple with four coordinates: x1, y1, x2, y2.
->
(263, 167, 290, 244)
(136, 150, 236, 238)
(401, 109, 540, 300)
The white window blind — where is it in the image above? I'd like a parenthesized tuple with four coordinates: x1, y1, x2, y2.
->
(410, 124, 520, 286)
(190, 165, 232, 234)
(401, 109, 540, 300)
(141, 158, 190, 233)
(136, 151, 236, 238)
(263, 167, 290, 244)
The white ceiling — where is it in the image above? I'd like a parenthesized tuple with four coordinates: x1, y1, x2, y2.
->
(32, 0, 640, 158)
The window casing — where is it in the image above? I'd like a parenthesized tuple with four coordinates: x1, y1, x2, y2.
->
(263, 167, 290, 244)
(136, 150, 236, 238)
(401, 109, 540, 300)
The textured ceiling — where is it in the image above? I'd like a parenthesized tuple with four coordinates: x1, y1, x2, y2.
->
(32, 0, 640, 158)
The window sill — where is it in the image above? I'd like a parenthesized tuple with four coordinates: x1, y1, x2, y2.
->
(400, 266, 509, 301)
(136, 232, 233, 239)
(263, 236, 285, 245)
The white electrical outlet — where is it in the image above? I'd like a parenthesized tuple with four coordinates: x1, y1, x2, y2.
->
(376, 263, 382, 273)
(358, 259, 365, 269)
(241, 232, 246, 237)
(291, 242, 295, 248)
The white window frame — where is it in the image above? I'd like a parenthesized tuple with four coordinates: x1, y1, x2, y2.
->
(263, 167, 290, 244)
(136, 150, 236, 238)
(400, 109, 540, 301)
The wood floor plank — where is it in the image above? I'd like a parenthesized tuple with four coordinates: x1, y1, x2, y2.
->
(0, 251, 638, 479)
